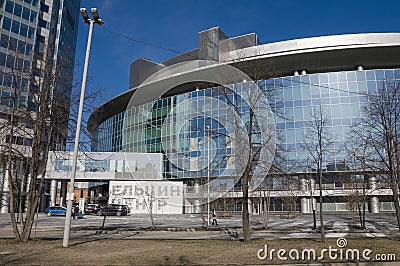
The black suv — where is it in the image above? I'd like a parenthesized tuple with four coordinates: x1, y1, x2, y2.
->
(98, 204, 130, 216)
(84, 204, 100, 214)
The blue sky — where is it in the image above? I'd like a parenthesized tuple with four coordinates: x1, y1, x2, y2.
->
(75, 0, 400, 103)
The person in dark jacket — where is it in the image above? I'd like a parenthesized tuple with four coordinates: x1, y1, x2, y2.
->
(73, 206, 79, 219)
(212, 209, 218, 225)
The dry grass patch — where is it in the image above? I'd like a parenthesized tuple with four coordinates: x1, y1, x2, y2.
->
(0, 237, 399, 265)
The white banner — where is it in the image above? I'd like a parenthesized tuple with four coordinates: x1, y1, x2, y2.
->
(109, 180, 183, 214)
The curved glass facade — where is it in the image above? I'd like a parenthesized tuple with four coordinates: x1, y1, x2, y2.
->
(92, 68, 400, 179)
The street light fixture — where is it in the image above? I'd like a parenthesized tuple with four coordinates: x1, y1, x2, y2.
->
(62, 7, 104, 248)
(80, 8, 89, 22)
(90, 8, 103, 25)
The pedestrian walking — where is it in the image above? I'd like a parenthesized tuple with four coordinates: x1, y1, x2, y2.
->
(212, 209, 218, 225)
(74, 206, 79, 219)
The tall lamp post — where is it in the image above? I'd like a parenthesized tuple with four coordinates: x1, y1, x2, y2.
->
(207, 125, 210, 226)
(62, 8, 104, 248)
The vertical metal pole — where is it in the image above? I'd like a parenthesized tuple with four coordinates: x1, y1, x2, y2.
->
(207, 125, 210, 226)
(50, 180, 57, 206)
(63, 20, 94, 247)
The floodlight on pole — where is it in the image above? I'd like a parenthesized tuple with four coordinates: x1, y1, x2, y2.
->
(91, 8, 104, 25)
(91, 8, 99, 20)
(62, 7, 104, 248)
(80, 8, 89, 23)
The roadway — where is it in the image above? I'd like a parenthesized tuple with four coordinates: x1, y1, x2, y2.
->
(0, 213, 399, 240)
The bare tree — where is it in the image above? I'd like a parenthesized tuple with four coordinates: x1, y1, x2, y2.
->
(258, 177, 271, 229)
(345, 143, 373, 230)
(143, 186, 156, 229)
(227, 55, 282, 241)
(346, 191, 358, 223)
(303, 106, 334, 243)
(276, 176, 299, 216)
(215, 80, 276, 241)
(0, 41, 62, 240)
(354, 77, 400, 230)
(305, 160, 317, 230)
(345, 180, 367, 229)
(0, 39, 100, 241)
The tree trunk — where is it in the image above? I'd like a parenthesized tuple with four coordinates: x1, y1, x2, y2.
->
(102, 210, 108, 229)
(148, 196, 155, 229)
(21, 201, 38, 241)
(362, 198, 366, 230)
(149, 212, 155, 229)
(20, 178, 41, 241)
(319, 170, 325, 243)
(240, 106, 254, 242)
(242, 169, 251, 241)
(7, 104, 21, 240)
(266, 189, 270, 228)
(223, 197, 227, 217)
(357, 201, 363, 229)
(242, 186, 251, 241)
(310, 175, 317, 230)
(8, 167, 20, 240)
(198, 206, 208, 229)
(312, 209, 317, 230)
(262, 185, 270, 229)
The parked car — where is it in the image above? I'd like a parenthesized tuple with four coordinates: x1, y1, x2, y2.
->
(45, 206, 68, 216)
(98, 204, 130, 216)
(84, 204, 100, 215)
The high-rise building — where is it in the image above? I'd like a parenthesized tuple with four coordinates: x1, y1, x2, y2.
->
(0, 0, 81, 213)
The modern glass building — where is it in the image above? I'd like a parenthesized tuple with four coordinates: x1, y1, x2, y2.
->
(0, 0, 80, 108)
(1, 0, 81, 148)
(0, 0, 81, 213)
(88, 27, 400, 213)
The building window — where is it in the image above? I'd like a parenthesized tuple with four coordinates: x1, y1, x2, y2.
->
(20, 23, 28, 37)
(14, 3, 22, 17)
(22, 8, 30, 20)
(28, 27, 35, 38)
(38, 18, 47, 28)
(2, 16, 11, 31)
(5, 0, 13, 13)
(11, 20, 20, 34)
(40, 3, 49, 12)
(24, 0, 38, 6)
(29, 11, 37, 23)
(0, 34, 8, 48)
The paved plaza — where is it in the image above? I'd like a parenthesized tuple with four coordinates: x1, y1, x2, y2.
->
(0, 213, 399, 240)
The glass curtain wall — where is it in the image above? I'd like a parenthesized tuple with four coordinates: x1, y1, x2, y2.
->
(92, 68, 400, 180)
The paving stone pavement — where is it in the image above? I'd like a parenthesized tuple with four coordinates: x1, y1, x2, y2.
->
(0, 213, 399, 240)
